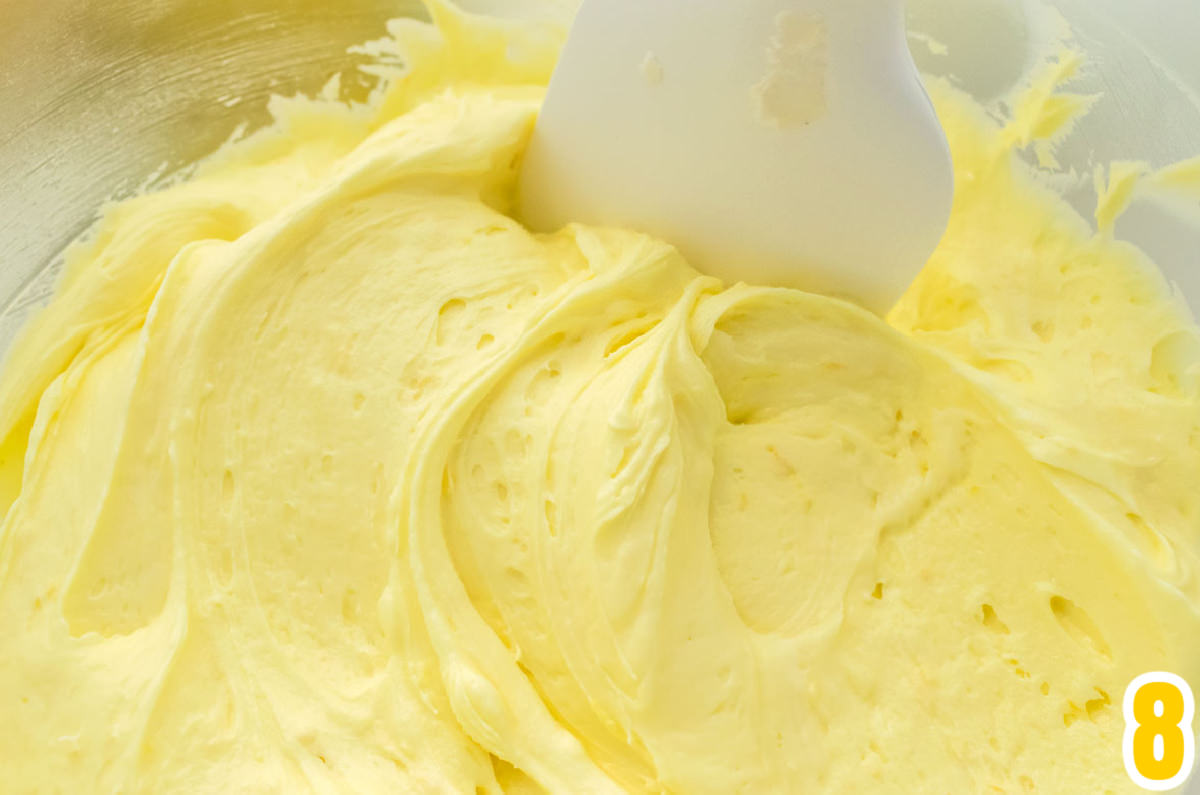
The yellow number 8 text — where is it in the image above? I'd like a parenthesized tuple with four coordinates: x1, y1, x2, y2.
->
(1123, 672, 1195, 791)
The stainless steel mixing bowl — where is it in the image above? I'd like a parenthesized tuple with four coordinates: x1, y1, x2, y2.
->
(1, 0, 1198, 354)
(0, 0, 1198, 791)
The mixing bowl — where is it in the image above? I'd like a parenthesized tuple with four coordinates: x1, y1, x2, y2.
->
(1, 0, 1198, 361)
(0, 0, 1198, 789)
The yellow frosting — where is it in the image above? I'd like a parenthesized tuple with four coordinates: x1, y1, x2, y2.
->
(1, 4, 1198, 793)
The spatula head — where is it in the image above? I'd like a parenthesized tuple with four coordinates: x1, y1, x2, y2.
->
(519, 0, 954, 313)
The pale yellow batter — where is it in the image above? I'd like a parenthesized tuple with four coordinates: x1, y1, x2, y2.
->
(0, 3, 1198, 793)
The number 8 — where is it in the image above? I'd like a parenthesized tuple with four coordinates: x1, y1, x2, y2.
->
(1123, 672, 1195, 791)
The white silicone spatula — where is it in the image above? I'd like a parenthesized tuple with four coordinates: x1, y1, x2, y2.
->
(519, 0, 954, 313)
